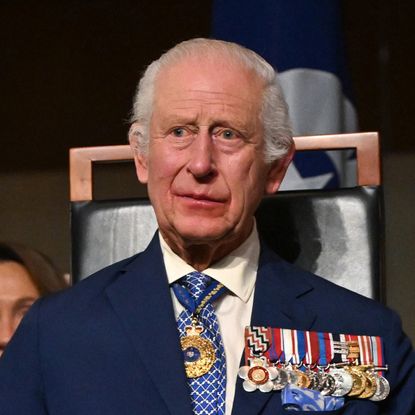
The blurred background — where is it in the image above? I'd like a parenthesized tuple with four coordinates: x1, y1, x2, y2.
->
(1, 1, 414, 341)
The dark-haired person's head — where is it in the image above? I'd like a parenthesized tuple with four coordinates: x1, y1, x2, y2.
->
(0, 242, 68, 357)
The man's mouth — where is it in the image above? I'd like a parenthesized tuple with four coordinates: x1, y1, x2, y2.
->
(176, 192, 226, 206)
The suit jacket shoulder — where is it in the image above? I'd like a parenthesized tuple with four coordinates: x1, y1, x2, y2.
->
(0, 233, 194, 415)
(233, 243, 415, 414)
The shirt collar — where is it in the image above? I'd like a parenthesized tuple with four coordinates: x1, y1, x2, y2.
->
(159, 223, 259, 303)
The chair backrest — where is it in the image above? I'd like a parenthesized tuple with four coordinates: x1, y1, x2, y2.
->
(70, 132, 383, 300)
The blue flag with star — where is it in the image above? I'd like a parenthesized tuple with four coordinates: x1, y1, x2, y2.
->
(212, 0, 358, 189)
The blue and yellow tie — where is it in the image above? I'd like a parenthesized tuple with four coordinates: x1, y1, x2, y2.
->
(175, 271, 227, 415)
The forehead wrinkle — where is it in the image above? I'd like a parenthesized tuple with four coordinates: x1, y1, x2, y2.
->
(154, 86, 262, 132)
(166, 97, 257, 117)
(186, 88, 257, 102)
(169, 102, 244, 115)
(163, 88, 258, 106)
(161, 102, 256, 129)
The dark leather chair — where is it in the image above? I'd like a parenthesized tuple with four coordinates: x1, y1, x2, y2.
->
(70, 132, 383, 301)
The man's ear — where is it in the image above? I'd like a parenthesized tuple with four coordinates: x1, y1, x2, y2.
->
(128, 122, 148, 184)
(265, 144, 295, 194)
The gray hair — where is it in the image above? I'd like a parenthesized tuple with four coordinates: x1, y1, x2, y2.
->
(130, 38, 293, 163)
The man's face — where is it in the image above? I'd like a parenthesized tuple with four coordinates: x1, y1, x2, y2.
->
(0, 261, 39, 357)
(132, 55, 290, 252)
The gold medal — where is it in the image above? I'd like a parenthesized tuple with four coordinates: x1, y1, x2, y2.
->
(284, 365, 312, 389)
(178, 282, 225, 378)
(248, 366, 270, 385)
(354, 367, 377, 399)
(358, 371, 377, 399)
(346, 367, 367, 397)
(181, 325, 216, 378)
(293, 369, 312, 389)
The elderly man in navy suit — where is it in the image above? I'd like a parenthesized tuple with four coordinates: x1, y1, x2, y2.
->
(1, 38, 414, 414)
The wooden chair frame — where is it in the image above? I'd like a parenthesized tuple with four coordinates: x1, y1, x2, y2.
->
(70, 132, 381, 202)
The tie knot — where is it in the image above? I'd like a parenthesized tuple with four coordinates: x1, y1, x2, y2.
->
(182, 271, 211, 299)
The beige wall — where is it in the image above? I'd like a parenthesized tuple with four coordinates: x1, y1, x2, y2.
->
(0, 169, 69, 274)
(1, 152, 414, 342)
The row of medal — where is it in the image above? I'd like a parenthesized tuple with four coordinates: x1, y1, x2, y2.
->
(238, 358, 390, 401)
(238, 326, 390, 401)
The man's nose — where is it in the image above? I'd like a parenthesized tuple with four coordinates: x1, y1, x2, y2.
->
(186, 129, 216, 179)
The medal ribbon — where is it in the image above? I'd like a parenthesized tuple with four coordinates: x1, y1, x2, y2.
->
(340, 333, 348, 363)
(358, 335, 373, 365)
(291, 329, 300, 365)
(317, 332, 326, 366)
(370, 335, 385, 376)
(268, 327, 284, 363)
(317, 332, 334, 366)
(304, 330, 312, 365)
(345, 333, 359, 363)
(308, 330, 320, 365)
(296, 330, 307, 366)
(327, 332, 334, 364)
(172, 279, 226, 314)
(282, 328, 295, 364)
(244, 326, 272, 364)
(245, 326, 271, 357)
(243, 327, 385, 376)
(244, 327, 252, 365)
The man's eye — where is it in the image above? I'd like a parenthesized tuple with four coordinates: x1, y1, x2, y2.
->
(214, 129, 239, 140)
(172, 128, 185, 137)
(169, 127, 195, 140)
(222, 130, 235, 139)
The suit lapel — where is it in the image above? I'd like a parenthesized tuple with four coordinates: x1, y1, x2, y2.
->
(105, 233, 193, 415)
(251, 244, 317, 330)
(105, 235, 319, 415)
(232, 244, 318, 415)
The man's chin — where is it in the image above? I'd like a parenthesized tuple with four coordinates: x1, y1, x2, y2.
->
(170, 221, 233, 245)
(179, 229, 228, 245)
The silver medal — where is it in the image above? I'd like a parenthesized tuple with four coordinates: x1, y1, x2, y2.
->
(319, 373, 337, 396)
(286, 367, 299, 385)
(307, 371, 321, 391)
(238, 357, 277, 393)
(272, 367, 289, 390)
(329, 368, 354, 397)
(369, 375, 390, 401)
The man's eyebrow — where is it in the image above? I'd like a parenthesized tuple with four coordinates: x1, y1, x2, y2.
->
(157, 114, 198, 126)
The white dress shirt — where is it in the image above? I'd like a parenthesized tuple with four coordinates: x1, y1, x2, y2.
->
(159, 225, 259, 415)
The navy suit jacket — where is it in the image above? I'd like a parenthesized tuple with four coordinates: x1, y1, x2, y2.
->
(1, 233, 414, 414)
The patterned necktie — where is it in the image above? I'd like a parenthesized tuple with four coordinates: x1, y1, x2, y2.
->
(174, 271, 227, 415)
